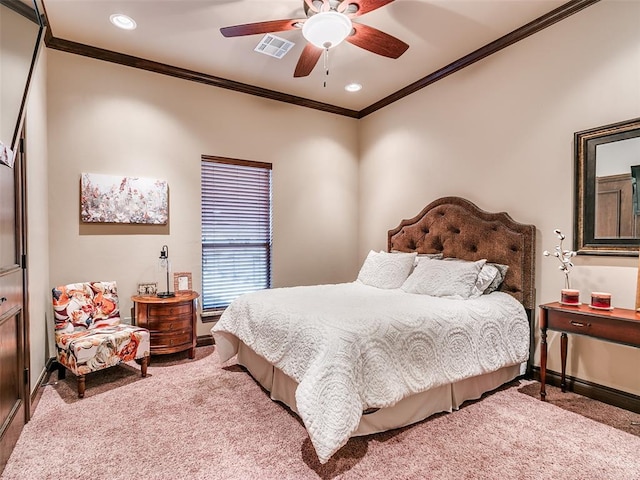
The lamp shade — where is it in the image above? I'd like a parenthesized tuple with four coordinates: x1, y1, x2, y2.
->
(302, 11, 352, 49)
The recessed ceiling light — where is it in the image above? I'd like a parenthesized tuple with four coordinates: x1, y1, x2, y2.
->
(345, 83, 362, 92)
(110, 14, 137, 30)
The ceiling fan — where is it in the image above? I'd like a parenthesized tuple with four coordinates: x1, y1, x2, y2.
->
(220, 0, 409, 78)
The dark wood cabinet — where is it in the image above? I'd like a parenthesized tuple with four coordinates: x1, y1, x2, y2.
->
(132, 292, 199, 358)
(595, 173, 640, 238)
(0, 132, 28, 471)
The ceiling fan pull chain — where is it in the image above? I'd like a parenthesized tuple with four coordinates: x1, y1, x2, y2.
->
(323, 47, 329, 88)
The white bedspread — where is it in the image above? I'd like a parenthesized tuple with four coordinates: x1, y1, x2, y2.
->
(212, 282, 529, 463)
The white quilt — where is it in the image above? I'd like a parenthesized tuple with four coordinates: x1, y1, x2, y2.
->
(212, 282, 529, 463)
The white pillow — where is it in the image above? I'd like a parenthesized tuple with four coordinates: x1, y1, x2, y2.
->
(357, 250, 417, 289)
(392, 250, 443, 264)
(414, 253, 445, 266)
(484, 263, 509, 294)
(472, 263, 500, 298)
(401, 258, 486, 299)
(442, 258, 508, 298)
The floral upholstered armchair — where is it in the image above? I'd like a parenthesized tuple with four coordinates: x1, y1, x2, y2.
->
(51, 281, 151, 398)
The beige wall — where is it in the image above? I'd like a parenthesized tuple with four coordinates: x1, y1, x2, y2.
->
(25, 46, 49, 392)
(0, 5, 40, 151)
(359, 1, 640, 395)
(46, 50, 359, 338)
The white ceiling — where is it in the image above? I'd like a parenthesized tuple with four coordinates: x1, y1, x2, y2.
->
(42, 0, 570, 112)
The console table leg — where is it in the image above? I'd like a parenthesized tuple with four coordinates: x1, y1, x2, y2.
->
(560, 332, 568, 392)
(540, 309, 548, 401)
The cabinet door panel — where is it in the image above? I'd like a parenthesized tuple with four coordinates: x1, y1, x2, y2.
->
(0, 145, 26, 471)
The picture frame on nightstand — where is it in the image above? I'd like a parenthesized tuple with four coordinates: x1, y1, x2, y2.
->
(137, 282, 157, 295)
(173, 272, 192, 292)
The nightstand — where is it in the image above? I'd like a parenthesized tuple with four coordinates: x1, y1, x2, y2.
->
(539, 302, 640, 401)
(132, 291, 199, 358)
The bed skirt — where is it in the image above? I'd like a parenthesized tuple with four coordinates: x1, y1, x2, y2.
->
(232, 339, 522, 437)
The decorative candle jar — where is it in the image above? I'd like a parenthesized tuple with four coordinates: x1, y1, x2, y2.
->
(590, 292, 612, 310)
(560, 288, 580, 305)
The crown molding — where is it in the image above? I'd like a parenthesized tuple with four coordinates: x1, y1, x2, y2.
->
(42, 0, 599, 119)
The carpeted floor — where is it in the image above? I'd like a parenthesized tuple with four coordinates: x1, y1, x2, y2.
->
(517, 380, 640, 439)
(2, 346, 639, 480)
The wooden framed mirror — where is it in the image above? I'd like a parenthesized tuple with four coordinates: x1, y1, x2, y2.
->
(574, 117, 640, 256)
(0, 0, 44, 166)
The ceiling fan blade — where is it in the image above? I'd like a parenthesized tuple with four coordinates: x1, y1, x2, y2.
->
(346, 23, 408, 58)
(293, 44, 323, 77)
(339, 0, 395, 16)
(304, 0, 319, 13)
(220, 19, 303, 37)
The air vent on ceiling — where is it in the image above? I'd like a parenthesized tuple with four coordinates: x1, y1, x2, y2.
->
(254, 34, 295, 59)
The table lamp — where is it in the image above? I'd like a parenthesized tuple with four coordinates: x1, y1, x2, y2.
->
(157, 245, 175, 298)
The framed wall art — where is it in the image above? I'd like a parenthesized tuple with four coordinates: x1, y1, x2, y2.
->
(80, 173, 168, 224)
(173, 272, 192, 292)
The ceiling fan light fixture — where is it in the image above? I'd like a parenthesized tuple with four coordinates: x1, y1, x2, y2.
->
(302, 11, 352, 49)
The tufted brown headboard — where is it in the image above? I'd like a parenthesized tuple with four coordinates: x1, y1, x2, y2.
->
(388, 196, 536, 310)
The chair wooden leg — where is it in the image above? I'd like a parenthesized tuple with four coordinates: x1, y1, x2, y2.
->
(77, 375, 85, 398)
(141, 355, 149, 377)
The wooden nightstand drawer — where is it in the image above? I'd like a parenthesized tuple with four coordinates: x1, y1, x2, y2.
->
(547, 309, 640, 345)
(149, 303, 192, 317)
(150, 331, 192, 349)
(548, 312, 596, 334)
(145, 316, 192, 332)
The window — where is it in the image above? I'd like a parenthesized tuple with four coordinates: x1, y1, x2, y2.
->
(201, 156, 272, 317)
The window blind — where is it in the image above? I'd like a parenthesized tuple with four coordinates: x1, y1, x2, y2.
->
(201, 157, 272, 312)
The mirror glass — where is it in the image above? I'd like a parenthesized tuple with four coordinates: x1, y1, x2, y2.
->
(0, 0, 43, 166)
(575, 117, 640, 255)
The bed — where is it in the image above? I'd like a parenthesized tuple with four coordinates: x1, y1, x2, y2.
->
(212, 196, 536, 464)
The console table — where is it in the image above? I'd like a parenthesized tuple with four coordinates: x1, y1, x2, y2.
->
(132, 291, 199, 358)
(539, 302, 640, 400)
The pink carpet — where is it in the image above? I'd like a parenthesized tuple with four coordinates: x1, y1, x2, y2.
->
(2, 346, 639, 479)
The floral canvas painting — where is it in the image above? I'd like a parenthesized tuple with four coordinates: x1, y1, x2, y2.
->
(80, 173, 168, 224)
